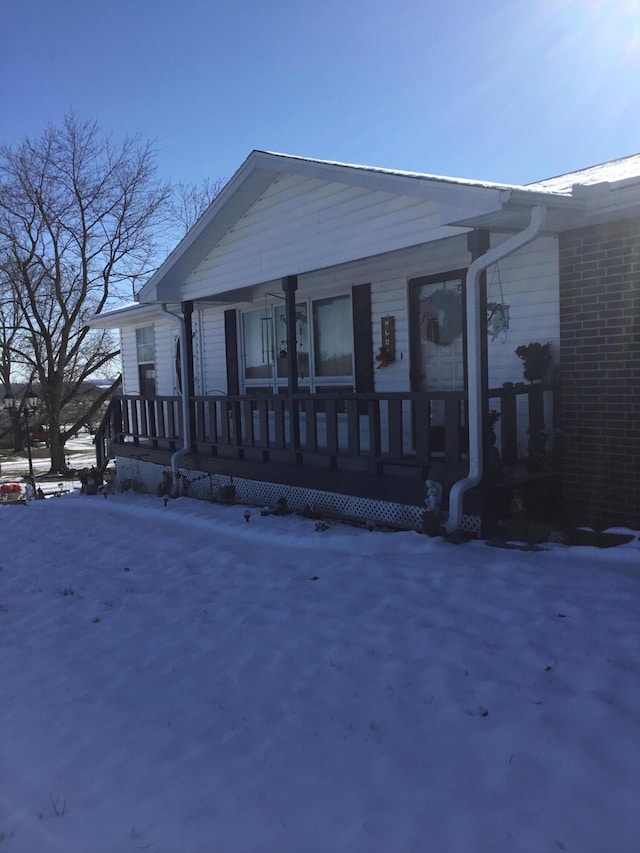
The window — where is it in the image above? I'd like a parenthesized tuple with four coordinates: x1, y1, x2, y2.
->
(136, 326, 155, 363)
(135, 325, 156, 398)
(242, 309, 273, 379)
(241, 294, 353, 391)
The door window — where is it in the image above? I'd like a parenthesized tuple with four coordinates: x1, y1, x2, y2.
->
(409, 272, 465, 393)
(312, 295, 353, 378)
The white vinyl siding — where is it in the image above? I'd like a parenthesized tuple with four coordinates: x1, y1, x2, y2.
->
(198, 309, 228, 396)
(120, 328, 140, 395)
(187, 237, 469, 396)
(152, 321, 178, 396)
(486, 234, 559, 388)
(118, 233, 560, 418)
(182, 174, 468, 301)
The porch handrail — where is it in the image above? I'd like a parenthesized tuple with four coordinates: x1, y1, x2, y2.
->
(94, 396, 123, 470)
(103, 384, 556, 490)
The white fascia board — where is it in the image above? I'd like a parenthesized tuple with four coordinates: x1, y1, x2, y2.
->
(257, 151, 511, 211)
(446, 188, 583, 232)
(257, 150, 526, 193)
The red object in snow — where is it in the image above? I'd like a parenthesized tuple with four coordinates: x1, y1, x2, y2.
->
(0, 483, 23, 494)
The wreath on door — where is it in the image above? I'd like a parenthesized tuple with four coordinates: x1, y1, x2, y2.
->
(419, 287, 462, 346)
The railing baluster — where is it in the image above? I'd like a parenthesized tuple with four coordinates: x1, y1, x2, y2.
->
(413, 397, 431, 463)
(256, 399, 269, 448)
(220, 401, 231, 444)
(303, 398, 317, 451)
(387, 398, 403, 459)
(242, 399, 254, 447)
(346, 399, 360, 455)
(500, 389, 517, 466)
(230, 399, 242, 456)
(325, 400, 338, 459)
(273, 397, 285, 449)
(444, 396, 461, 464)
(367, 398, 382, 474)
(528, 386, 545, 458)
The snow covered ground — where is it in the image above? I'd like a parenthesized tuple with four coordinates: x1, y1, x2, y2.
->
(1, 491, 639, 852)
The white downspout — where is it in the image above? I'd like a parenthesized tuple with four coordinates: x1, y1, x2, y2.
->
(160, 304, 191, 496)
(444, 204, 548, 534)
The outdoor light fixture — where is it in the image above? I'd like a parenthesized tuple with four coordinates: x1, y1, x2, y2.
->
(3, 388, 40, 482)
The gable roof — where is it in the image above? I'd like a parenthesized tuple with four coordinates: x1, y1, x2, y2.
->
(90, 149, 640, 329)
(138, 149, 574, 304)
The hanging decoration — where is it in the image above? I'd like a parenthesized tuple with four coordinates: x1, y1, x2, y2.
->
(487, 264, 510, 341)
(419, 287, 462, 346)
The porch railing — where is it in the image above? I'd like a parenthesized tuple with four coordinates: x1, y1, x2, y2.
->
(99, 383, 556, 483)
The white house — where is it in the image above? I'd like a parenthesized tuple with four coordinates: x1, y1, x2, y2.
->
(90, 150, 640, 535)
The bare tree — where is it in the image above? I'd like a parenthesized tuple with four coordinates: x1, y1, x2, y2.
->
(0, 112, 172, 472)
(170, 175, 224, 236)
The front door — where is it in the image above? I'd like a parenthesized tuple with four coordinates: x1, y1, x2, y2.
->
(409, 270, 466, 449)
(409, 271, 466, 392)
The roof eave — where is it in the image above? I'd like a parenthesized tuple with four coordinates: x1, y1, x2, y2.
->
(447, 188, 585, 232)
(87, 301, 182, 330)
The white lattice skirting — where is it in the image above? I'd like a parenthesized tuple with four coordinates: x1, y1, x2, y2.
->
(115, 456, 428, 532)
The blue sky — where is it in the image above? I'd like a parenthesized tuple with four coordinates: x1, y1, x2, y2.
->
(3, 0, 639, 187)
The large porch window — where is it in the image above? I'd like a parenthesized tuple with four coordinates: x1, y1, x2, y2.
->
(241, 294, 353, 392)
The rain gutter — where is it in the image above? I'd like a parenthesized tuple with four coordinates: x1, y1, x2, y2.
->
(444, 204, 548, 534)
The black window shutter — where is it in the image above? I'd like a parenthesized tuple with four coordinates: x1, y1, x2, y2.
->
(352, 283, 374, 394)
(224, 309, 240, 396)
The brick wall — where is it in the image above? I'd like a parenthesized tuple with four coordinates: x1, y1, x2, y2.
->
(559, 216, 640, 530)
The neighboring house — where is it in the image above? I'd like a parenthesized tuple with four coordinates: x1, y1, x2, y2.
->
(90, 150, 640, 534)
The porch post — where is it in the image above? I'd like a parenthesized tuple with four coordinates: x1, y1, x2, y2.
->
(282, 275, 299, 394)
(183, 300, 196, 439)
(282, 275, 301, 460)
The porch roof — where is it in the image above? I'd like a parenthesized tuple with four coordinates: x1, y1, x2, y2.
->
(91, 149, 640, 325)
(135, 150, 576, 305)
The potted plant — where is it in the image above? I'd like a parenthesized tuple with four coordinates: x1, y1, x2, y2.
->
(515, 342, 552, 383)
(78, 466, 104, 495)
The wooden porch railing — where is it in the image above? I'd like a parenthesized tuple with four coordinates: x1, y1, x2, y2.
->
(97, 383, 556, 484)
(94, 396, 123, 470)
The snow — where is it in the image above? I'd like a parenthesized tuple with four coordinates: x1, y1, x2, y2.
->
(1, 491, 639, 853)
